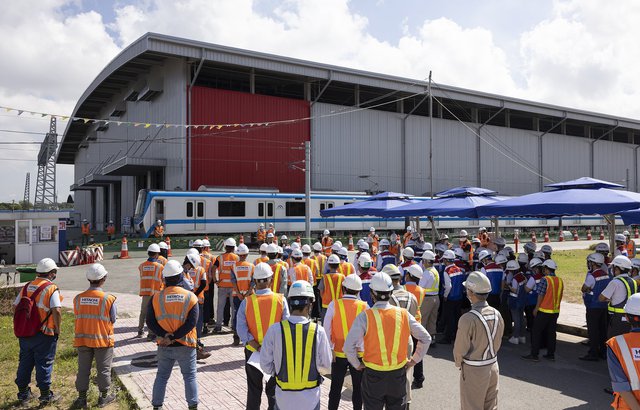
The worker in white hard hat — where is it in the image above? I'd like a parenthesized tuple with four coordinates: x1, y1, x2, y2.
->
(311, 242, 327, 318)
(266, 222, 276, 239)
(319, 254, 346, 321)
(389, 233, 402, 259)
(600, 255, 639, 339)
(280, 234, 289, 250)
(265, 244, 287, 294)
(405, 265, 427, 390)
(441, 249, 463, 344)
(624, 230, 637, 259)
(287, 249, 314, 286)
(231, 244, 255, 346)
(336, 247, 354, 276)
(403, 226, 413, 247)
(615, 234, 630, 257)
(157, 242, 169, 266)
(257, 223, 266, 245)
(605, 293, 640, 408)
(522, 259, 563, 362)
(477, 227, 491, 249)
(376, 238, 397, 271)
(236, 263, 290, 410)
(323, 274, 368, 410)
(459, 230, 472, 265)
(137, 244, 164, 339)
(147, 260, 199, 410)
(343, 272, 431, 409)
(212, 238, 239, 333)
(580, 252, 611, 361)
(260, 280, 332, 410)
(523, 257, 544, 332)
(479, 250, 504, 310)
(72, 263, 117, 408)
(81, 218, 91, 246)
(523, 241, 537, 260)
(419, 251, 440, 346)
(14, 258, 61, 406)
(357, 253, 376, 307)
(153, 219, 164, 238)
(321, 229, 334, 257)
(183, 252, 210, 358)
(353, 241, 369, 270)
(399, 247, 417, 284)
(505, 260, 527, 345)
(454, 271, 504, 410)
(266, 232, 275, 246)
(255, 243, 270, 265)
(470, 238, 482, 270)
(106, 220, 115, 241)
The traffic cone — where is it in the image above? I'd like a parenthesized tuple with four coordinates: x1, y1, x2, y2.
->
(559, 231, 564, 242)
(348, 234, 354, 251)
(119, 236, 130, 259)
(635, 227, 639, 239)
(166, 236, 172, 257)
(531, 231, 537, 243)
(239, 234, 245, 245)
(587, 228, 592, 240)
(600, 228, 605, 240)
(544, 230, 550, 243)
(573, 230, 579, 241)
(204, 235, 209, 241)
(296, 235, 301, 244)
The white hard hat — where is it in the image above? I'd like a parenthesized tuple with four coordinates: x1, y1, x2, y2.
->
(595, 243, 610, 252)
(260, 243, 269, 252)
(504, 246, 514, 254)
(435, 243, 448, 253)
(542, 259, 558, 270)
(269, 223, 274, 227)
(313, 242, 322, 251)
(281, 235, 288, 240)
(186, 253, 201, 268)
(158, 241, 168, 250)
(278, 246, 284, 254)
(442, 249, 456, 260)
(460, 230, 468, 237)
(370, 272, 394, 292)
(224, 238, 237, 247)
(406, 226, 413, 232)
(472, 238, 481, 245)
(358, 252, 372, 268)
(478, 227, 487, 232)
(259, 223, 265, 228)
(616, 233, 626, 242)
(381, 264, 401, 279)
(301, 244, 311, 253)
(267, 232, 275, 238)
(624, 230, 631, 236)
(163, 260, 183, 278)
(506, 260, 520, 271)
(83, 218, 88, 222)
(202, 239, 211, 248)
(338, 247, 349, 257)
(332, 243, 341, 252)
(529, 258, 544, 269)
(540, 244, 553, 254)
(454, 248, 466, 260)
(86, 263, 108, 281)
(254, 262, 273, 280)
(478, 249, 491, 261)
(495, 254, 508, 265)
(494, 237, 506, 246)
(370, 227, 376, 232)
(357, 239, 365, 246)
(147, 243, 161, 253)
(291, 242, 300, 250)
(422, 250, 436, 261)
(343, 274, 363, 291)
(423, 243, 433, 251)
(266, 243, 279, 254)
(611, 255, 633, 271)
(439, 234, 449, 241)
(518, 253, 529, 264)
(406, 264, 423, 279)
(524, 242, 537, 253)
(463, 271, 492, 294)
(291, 249, 303, 258)
(236, 244, 249, 255)
(187, 248, 200, 256)
(323, 229, 330, 235)
(193, 239, 204, 247)
(380, 239, 390, 247)
(587, 252, 605, 265)
(359, 242, 370, 251)
(624, 293, 640, 315)
(288, 280, 315, 300)
(156, 219, 162, 224)
(109, 220, 113, 224)
(402, 247, 415, 258)
(335, 241, 343, 247)
(632, 259, 640, 270)
(328, 254, 341, 265)
(533, 251, 545, 260)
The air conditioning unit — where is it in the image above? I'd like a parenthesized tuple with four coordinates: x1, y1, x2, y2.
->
(96, 122, 109, 132)
(137, 77, 163, 102)
(86, 131, 98, 141)
(125, 79, 145, 102)
(110, 102, 126, 117)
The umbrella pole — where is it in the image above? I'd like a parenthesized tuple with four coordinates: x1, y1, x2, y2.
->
(416, 216, 421, 236)
(493, 217, 500, 238)
(605, 214, 615, 257)
(429, 216, 438, 243)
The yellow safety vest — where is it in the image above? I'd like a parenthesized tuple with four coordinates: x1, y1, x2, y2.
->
(276, 320, 320, 391)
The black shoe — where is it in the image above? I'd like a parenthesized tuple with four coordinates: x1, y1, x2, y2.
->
(98, 392, 116, 407)
(72, 397, 88, 409)
(17, 388, 34, 406)
(604, 387, 614, 395)
(521, 354, 540, 362)
(136, 331, 145, 338)
(232, 335, 240, 346)
(543, 354, 555, 361)
(39, 391, 60, 405)
(411, 380, 424, 389)
(580, 340, 590, 346)
(579, 354, 600, 362)
(202, 326, 210, 335)
(213, 326, 222, 333)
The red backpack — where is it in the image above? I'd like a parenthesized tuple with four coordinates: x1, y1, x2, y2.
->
(13, 281, 53, 338)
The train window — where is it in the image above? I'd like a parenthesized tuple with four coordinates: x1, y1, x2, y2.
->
(186, 202, 194, 217)
(343, 202, 352, 206)
(258, 203, 264, 217)
(320, 203, 325, 211)
(327, 203, 334, 208)
(156, 200, 164, 215)
(197, 201, 205, 217)
(219, 201, 246, 217)
(286, 202, 305, 216)
(267, 202, 274, 217)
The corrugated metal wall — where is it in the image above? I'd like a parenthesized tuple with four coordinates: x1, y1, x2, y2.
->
(190, 87, 310, 192)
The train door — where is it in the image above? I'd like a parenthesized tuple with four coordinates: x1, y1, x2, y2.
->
(258, 201, 275, 227)
(320, 202, 335, 229)
(185, 200, 206, 231)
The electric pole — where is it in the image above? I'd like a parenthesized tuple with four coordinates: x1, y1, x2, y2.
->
(23, 172, 30, 209)
(34, 117, 58, 209)
(305, 141, 311, 244)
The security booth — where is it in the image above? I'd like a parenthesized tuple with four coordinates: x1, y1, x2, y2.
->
(0, 210, 70, 264)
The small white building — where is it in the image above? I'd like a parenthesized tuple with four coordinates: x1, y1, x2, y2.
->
(0, 211, 70, 264)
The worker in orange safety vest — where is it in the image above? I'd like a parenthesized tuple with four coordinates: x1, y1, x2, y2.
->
(153, 220, 164, 238)
(81, 219, 90, 246)
(322, 229, 334, 257)
(137, 244, 164, 339)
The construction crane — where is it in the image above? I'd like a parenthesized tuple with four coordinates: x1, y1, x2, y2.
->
(23, 172, 30, 209)
(34, 117, 57, 209)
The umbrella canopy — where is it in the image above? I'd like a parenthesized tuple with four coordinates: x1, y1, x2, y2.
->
(383, 186, 507, 218)
(476, 177, 640, 218)
(620, 209, 640, 225)
(320, 191, 419, 217)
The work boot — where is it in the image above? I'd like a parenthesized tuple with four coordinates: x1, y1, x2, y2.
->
(71, 396, 88, 409)
(147, 333, 156, 341)
(136, 330, 145, 338)
(202, 325, 210, 335)
(579, 354, 599, 362)
(17, 387, 33, 407)
(197, 346, 211, 360)
(213, 326, 222, 333)
(153, 407, 164, 410)
(98, 392, 116, 407)
(188, 405, 198, 410)
(232, 334, 240, 346)
(411, 380, 423, 389)
(508, 336, 519, 345)
(543, 354, 555, 361)
(38, 391, 60, 405)
(520, 354, 539, 362)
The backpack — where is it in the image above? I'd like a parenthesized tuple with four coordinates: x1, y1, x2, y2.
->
(13, 281, 53, 338)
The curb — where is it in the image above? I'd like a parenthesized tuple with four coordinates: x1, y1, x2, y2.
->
(115, 371, 153, 410)
(557, 322, 588, 338)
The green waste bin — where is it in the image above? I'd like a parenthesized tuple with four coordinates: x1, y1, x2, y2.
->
(16, 266, 37, 283)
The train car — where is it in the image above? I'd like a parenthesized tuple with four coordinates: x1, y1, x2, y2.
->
(134, 188, 610, 238)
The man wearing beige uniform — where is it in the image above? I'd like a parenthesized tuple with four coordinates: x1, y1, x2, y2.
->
(453, 271, 504, 410)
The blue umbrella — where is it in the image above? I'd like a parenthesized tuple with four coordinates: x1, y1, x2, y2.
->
(383, 187, 508, 218)
(621, 209, 640, 225)
(320, 191, 419, 217)
(476, 177, 640, 218)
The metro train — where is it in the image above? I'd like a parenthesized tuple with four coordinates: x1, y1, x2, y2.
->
(134, 188, 609, 238)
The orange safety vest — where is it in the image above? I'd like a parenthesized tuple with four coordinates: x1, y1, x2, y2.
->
(331, 297, 367, 357)
(23, 277, 59, 336)
(322, 237, 334, 256)
(217, 253, 239, 288)
(607, 332, 640, 409)
(233, 261, 254, 297)
(538, 275, 563, 314)
(257, 228, 266, 241)
(302, 258, 319, 284)
(151, 287, 198, 347)
(73, 289, 116, 348)
(322, 273, 344, 308)
(389, 244, 400, 258)
(106, 225, 115, 235)
(139, 260, 164, 296)
(369, 234, 379, 250)
(81, 223, 90, 235)
(271, 263, 285, 293)
(157, 255, 168, 266)
(245, 292, 285, 352)
(404, 283, 425, 321)
(289, 264, 311, 285)
(363, 307, 410, 371)
(187, 266, 207, 304)
(154, 225, 164, 237)
(627, 241, 636, 257)
(313, 254, 327, 281)
(254, 256, 269, 265)
(338, 262, 354, 276)
(403, 233, 412, 247)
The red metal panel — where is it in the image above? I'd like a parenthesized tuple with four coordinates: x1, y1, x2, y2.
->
(190, 87, 310, 193)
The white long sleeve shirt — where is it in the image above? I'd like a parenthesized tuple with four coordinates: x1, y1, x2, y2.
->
(260, 315, 332, 410)
(322, 295, 368, 352)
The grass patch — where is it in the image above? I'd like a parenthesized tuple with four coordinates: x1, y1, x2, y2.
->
(553, 249, 591, 304)
(0, 309, 138, 409)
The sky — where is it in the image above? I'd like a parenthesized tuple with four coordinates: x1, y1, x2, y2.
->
(1, 0, 639, 202)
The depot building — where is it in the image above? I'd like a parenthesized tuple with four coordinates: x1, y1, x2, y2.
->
(59, 32, 640, 231)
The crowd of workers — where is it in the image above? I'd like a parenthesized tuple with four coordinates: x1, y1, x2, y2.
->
(11, 223, 640, 409)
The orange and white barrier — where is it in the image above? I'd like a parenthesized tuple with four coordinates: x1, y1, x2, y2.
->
(166, 236, 173, 257)
(559, 231, 564, 242)
(573, 230, 579, 241)
(59, 249, 79, 266)
(348, 234, 354, 251)
(531, 232, 537, 243)
(587, 229, 592, 240)
(544, 230, 549, 243)
(119, 236, 130, 259)
(600, 228, 605, 240)
(239, 234, 245, 244)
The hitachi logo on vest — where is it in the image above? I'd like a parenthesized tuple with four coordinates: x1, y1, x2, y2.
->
(165, 294, 186, 303)
(80, 297, 100, 306)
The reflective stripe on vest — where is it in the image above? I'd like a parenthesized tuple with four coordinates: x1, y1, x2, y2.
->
(246, 293, 283, 352)
(322, 274, 344, 308)
(26, 278, 58, 336)
(153, 288, 198, 347)
(609, 276, 638, 313)
(405, 283, 424, 321)
(424, 267, 440, 295)
(314, 255, 327, 280)
(139, 261, 163, 296)
(277, 321, 320, 391)
(218, 253, 239, 288)
(271, 264, 284, 293)
(539, 276, 563, 314)
(73, 290, 115, 348)
(233, 262, 253, 297)
(339, 263, 353, 276)
(333, 298, 366, 357)
(463, 309, 499, 366)
(363, 308, 409, 371)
